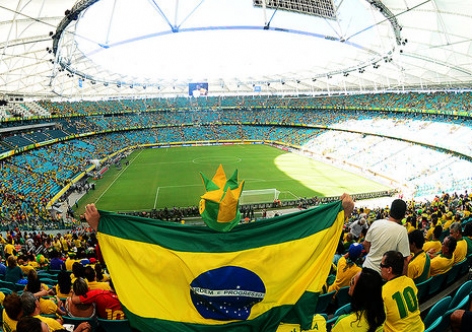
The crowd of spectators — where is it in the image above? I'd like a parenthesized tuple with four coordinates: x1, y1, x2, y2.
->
(31, 91, 472, 116)
(327, 190, 472, 330)
(0, 189, 470, 330)
(1, 92, 472, 230)
(0, 226, 128, 331)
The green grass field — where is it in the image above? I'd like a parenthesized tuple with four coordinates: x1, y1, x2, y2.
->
(77, 144, 392, 213)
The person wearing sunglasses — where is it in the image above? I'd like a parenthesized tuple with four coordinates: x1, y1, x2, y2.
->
(380, 250, 424, 332)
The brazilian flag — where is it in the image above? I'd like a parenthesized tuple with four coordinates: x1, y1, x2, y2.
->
(96, 200, 345, 331)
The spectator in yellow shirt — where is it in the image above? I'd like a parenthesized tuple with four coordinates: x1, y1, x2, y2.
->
(4, 242, 16, 258)
(2, 292, 23, 332)
(449, 222, 467, 264)
(84, 266, 111, 291)
(423, 225, 443, 256)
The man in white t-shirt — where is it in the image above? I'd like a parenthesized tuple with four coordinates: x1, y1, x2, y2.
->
(362, 199, 410, 275)
(349, 217, 368, 241)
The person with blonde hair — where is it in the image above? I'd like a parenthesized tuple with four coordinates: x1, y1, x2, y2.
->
(5, 255, 24, 283)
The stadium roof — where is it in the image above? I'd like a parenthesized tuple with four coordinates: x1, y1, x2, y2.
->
(0, 0, 471, 100)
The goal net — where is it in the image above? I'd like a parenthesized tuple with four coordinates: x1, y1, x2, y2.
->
(239, 189, 280, 205)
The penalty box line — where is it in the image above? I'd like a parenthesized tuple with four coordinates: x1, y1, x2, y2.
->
(153, 184, 202, 209)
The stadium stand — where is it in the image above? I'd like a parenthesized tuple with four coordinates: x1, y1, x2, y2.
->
(0, 94, 471, 328)
(1, 93, 472, 228)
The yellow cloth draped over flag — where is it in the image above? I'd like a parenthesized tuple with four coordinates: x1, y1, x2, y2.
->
(199, 164, 245, 232)
(96, 200, 344, 331)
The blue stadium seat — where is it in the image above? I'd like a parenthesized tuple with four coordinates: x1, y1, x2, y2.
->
(446, 260, 467, 287)
(335, 286, 351, 308)
(423, 296, 452, 329)
(97, 318, 132, 332)
(424, 316, 443, 332)
(428, 273, 447, 296)
(0, 281, 16, 292)
(62, 316, 97, 331)
(416, 277, 432, 302)
(334, 303, 352, 317)
(315, 291, 335, 314)
(449, 280, 472, 310)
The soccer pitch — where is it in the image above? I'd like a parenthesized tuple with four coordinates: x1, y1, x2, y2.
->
(81, 144, 392, 212)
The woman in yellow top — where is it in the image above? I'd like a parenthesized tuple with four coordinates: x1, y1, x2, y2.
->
(404, 216, 417, 234)
(55, 270, 73, 299)
(331, 267, 385, 332)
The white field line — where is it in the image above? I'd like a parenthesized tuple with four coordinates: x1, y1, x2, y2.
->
(153, 184, 202, 209)
(94, 149, 143, 203)
(153, 187, 160, 209)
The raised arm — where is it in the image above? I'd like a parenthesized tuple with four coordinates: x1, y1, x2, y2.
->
(340, 193, 354, 219)
(85, 203, 100, 232)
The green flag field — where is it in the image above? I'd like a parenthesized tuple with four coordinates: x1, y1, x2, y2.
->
(77, 144, 392, 213)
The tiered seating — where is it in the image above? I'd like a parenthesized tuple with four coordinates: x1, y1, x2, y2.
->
(1, 93, 472, 229)
(3, 135, 34, 148)
(0, 141, 13, 153)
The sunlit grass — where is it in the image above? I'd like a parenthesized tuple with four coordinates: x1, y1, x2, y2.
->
(77, 144, 391, 213)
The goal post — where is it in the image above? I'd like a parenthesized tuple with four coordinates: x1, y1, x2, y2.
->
(239, 188, 280, 205)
